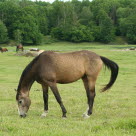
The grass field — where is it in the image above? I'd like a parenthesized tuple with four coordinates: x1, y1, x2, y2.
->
(0, 42, 136, 136)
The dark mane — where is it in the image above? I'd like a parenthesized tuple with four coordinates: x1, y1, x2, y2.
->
(16, 55, 40, 95)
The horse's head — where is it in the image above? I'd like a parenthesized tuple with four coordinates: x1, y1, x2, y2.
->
(16, 93, 31, 118)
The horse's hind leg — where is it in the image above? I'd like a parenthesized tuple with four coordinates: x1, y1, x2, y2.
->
(49, 83, 67, 118)
(82, 76, 96, 118)
(41, 84, 49, 117)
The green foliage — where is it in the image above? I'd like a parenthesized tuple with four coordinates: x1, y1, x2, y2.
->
(70, 26, 94, 42)
(11, 6, 43, 44)
(31, 32, 43, 45)
(0, 20, 8, 43)
(51, 25, 94, 42)
(37, 6, 48, 35)
(13, 29, 22, 44)
(97, 10, 115, 43)
(119, 15, 136, 44)
(79, 6, 93, 25)
(0, 0, 136, 44)
(51, 27, 64, 40)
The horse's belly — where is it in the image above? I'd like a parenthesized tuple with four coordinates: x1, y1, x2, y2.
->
(57, 76, 81, 84)
(56, 69, 84, 84)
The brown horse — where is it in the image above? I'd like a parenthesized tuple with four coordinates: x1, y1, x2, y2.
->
(0, 47, 8, 53)
(16, 44, 24, 52)
(16, 50, 119, 118)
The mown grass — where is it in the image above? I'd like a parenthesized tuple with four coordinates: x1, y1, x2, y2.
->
(0, 42, 136, 136)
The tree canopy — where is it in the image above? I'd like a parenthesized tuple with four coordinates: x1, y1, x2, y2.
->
(0, 0, 136, 44)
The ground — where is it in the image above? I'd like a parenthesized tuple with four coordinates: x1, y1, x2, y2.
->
(0, 42, 136, 136)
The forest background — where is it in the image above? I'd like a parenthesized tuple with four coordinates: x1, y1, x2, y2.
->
(0, 0, 136, 45)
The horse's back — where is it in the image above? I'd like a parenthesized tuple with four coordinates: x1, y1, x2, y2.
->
(38, 51, 84, 83)
(40, 50, 97, 69)
(35, 50, 102, 84)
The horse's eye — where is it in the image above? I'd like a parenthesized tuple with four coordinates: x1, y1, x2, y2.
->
(19, 100, 22, 104)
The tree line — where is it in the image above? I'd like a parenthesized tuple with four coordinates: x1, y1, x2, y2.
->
(0, 0, 136, 45)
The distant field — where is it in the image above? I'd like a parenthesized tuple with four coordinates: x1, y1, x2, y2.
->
(0, 42, 136, 136)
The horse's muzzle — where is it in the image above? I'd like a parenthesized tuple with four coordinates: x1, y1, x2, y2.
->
(20, 114, 26, 118)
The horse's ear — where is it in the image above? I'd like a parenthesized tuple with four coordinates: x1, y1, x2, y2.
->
(14, 89, 17, 92)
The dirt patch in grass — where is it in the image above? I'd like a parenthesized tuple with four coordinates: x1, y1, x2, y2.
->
(15, 50, 44, 57)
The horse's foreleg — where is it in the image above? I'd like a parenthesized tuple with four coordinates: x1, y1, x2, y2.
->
(82, 76, 96, 118)
(49, 83, 67, 118)
(41, 84, 49, 117)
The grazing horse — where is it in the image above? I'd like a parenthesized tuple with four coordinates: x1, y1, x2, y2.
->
(0, 47, 8, 53)
(16, 44, 24, 52)
(16, 50, 119, 118)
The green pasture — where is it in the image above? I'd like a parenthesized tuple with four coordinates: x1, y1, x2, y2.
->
(0, 42, 136, 136)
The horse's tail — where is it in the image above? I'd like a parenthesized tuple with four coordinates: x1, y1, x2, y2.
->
(100, 56, 119, 92)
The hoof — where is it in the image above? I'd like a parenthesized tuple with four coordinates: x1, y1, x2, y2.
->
(62, 116, 67, 119)
(82, 113, 90, 119)
(41, 111, 48, 118)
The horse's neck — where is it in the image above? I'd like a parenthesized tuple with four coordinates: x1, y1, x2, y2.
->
(18, 73, 35, 96)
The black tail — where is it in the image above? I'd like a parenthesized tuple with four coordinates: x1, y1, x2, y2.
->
(100, 56, 119, 92)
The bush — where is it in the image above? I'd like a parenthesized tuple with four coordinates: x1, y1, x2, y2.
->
(32, 32, 44, 45)
(51, 25, 94, 42)
(51, 27, 64, 40)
